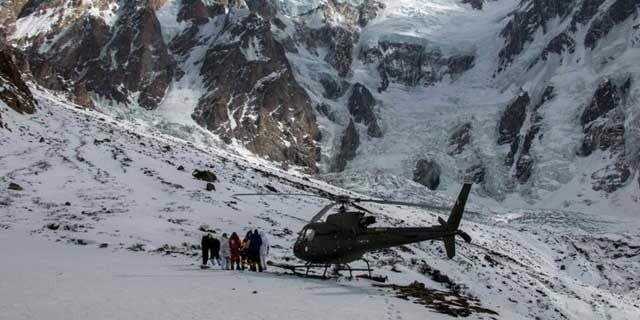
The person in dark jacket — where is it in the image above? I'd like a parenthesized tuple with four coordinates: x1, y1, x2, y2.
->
(201, 232, 221, 269)
(247, 229, 263, 272)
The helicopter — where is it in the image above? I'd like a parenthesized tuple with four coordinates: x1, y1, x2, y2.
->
(234, 183, 473, 278)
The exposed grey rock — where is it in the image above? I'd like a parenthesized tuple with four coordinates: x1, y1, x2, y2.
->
(193, 12, 320, 171)
(348, 83, 382, 137)
(0, 50, 37, 115)
(464, 164, 486, 184)
(448, 123, 472, 155)
(498, 92, 530, 145)
(413, 159, 441, 190)
(316, 103, 337, 122)
(177, 0, 211, 24)
(577, 79, 632, 192)
(206, 183, 216, 191)
(319, 75, 349, 100)
(580, 80, 620, 126)
(578, 111, 625, 157)
(541, 33, 576, 60)
(297, 25, 355, 78)
(333, 119, 360, 172)
(361, 41, 474, 91)
(591, 160, 632, 193)
(570, 0, 606, 32)
(462, 0, 485, 10)
(498, 0, 574, 69)
(18, 2, 174, 110)
(504, 87, 552, 183)
(585, 0, 638, 49)
(0, 0, 29, 40)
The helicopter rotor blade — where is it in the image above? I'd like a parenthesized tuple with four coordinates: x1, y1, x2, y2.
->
(353, 198, 451, 212)
(350, 202, 374, 215)
(233, 193, 326, 199)
(310, 202, 338, 223)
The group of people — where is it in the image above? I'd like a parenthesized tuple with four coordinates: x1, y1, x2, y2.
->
(201, 229, 269, 272)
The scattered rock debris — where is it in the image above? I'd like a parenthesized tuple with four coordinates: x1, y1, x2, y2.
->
(374, 281, 498, 317)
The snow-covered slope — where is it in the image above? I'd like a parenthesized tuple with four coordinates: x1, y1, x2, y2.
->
(3, 0, 638, 213)
(2, 85, 639, 319)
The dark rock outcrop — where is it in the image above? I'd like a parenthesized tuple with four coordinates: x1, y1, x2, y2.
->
(498, 92, 530, 145)
(502, 87, 552, 183)
(413, 159, 441, 190)
(448, 123, 472, 155)
(347, 83, 382, 137)
(498, 0, 574, 69)
(361, 41, 474, 91)
(585, 0, 638, 49)
(177, 0, 211, 25)
(541, 33, 576, 61)
(319, 75, 349, 100)
(298, 25, 355, 78)
(333, 119, 360, 172)
(95, 4, 174, 109)
(316, 103, 337, 122)
(15, 2, 174, 110)
(193, 12, 320, 171)
(464, 164, 486, 184)
(570, 0, 606, 31)
(0, 50, 37, 114)
(578, 79, 632, 192)
(580, 80, 620, 126)
(0, 0, 29, 40)
(462, 0, 485, 10)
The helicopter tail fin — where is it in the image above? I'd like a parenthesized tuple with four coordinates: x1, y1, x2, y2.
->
(445, 183, 472, 231)
(440, 183, 472, 259)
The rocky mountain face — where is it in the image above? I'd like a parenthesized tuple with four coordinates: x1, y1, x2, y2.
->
(1, 0, 639, 209)
(0, 49, 36, 129)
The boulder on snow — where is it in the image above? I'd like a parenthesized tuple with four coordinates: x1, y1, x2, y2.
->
(192, 169, 217, 183)
(413, 159, 441, 190)
(8, 182, 23, 191)
(206, 183, 216, 191)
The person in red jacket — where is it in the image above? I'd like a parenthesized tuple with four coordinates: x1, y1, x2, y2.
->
(229, 232, 241, 270)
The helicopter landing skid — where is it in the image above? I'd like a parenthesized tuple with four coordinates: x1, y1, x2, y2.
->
(267, 260, 373, 279)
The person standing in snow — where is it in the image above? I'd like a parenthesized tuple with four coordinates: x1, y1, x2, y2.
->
(229, 232, 242, 270)
(200, 232, 221, 269)
(219, 233, 231, 270)
(259, 230, 269, 271)
(248, 229, 263, 272)
(240, 231, 252, 270)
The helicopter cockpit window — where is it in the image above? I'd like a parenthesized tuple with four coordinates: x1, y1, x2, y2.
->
(303, 229, 315, 241)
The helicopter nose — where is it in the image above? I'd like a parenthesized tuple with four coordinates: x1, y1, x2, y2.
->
(293, 241, 308, 260)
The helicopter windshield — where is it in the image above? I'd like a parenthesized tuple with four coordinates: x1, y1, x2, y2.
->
(299, 228, 315, 242)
